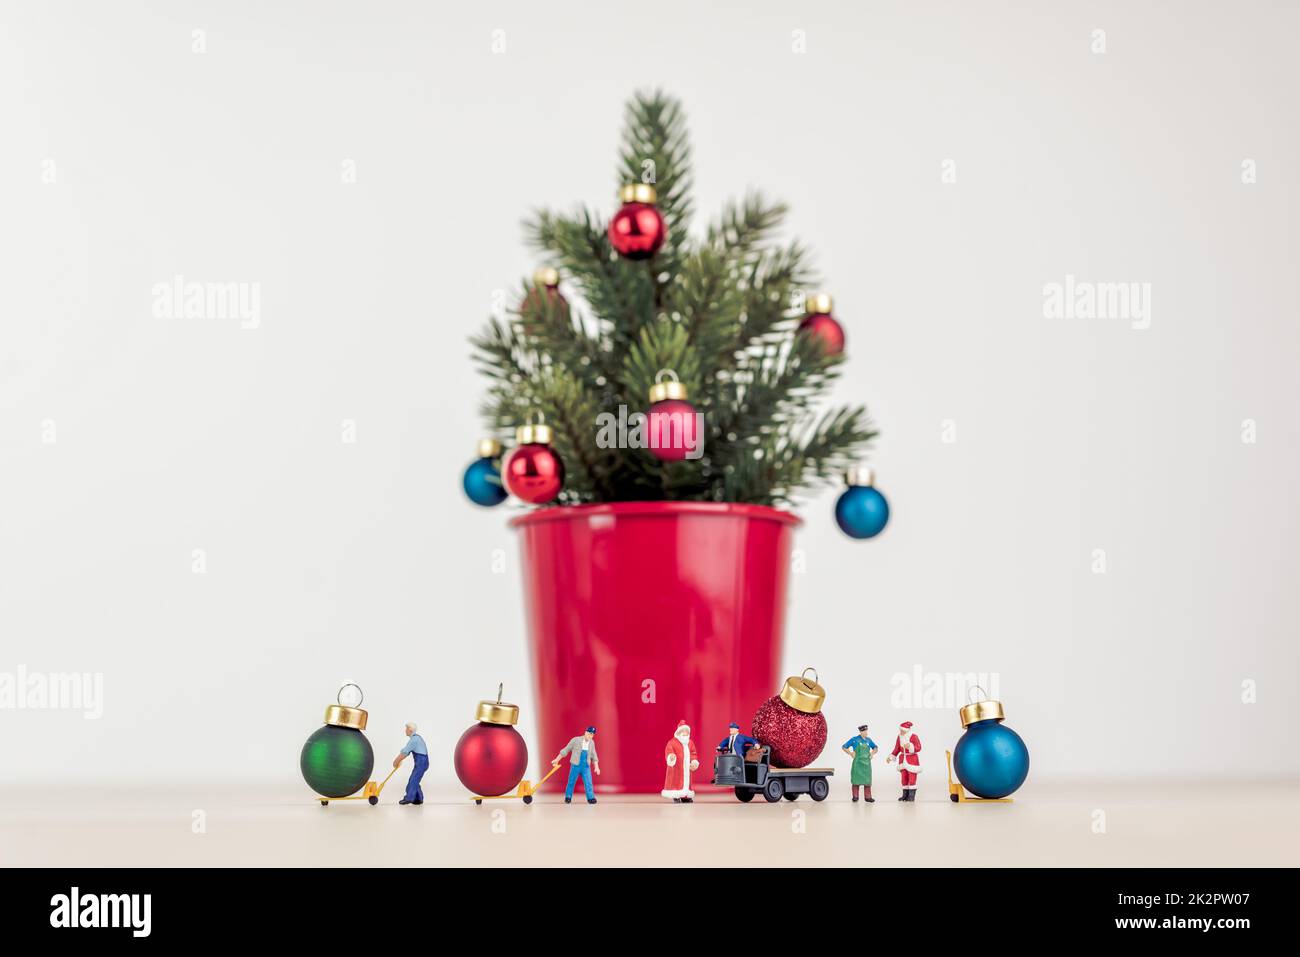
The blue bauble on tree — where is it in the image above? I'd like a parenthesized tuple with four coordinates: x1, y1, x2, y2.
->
(835, 466, 890, 539)
(953, 694, 1029, 800)
(463, 439, 508, 507)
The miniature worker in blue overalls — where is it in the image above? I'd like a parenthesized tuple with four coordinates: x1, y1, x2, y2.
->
(394, 722, 428, 806)
(552, 726, 600, 804)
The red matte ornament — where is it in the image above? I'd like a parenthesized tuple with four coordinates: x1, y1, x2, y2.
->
(609, 183, 667, 260)
(645, 370, 700, 462)
(521, 267, 569, 324)
(454, 687, 530, 797)
(798, 293, 845, 355)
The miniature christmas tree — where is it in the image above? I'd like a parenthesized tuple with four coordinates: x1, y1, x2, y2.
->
(472, 90, 876, 508)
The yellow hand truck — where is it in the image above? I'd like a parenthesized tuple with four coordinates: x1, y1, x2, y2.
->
(472, 762, 562, 805)
(946, 749, 1013, 803)
(319, 765, 401, 806)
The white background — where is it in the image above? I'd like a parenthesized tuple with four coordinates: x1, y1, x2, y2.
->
(1, 0, 1296, 787)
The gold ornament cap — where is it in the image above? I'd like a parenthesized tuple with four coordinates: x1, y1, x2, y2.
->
(778, 668, 826, 714)
(533, 266, 560, 287)
(477, 438, 503, 459)
(846, 465, 875, 487)
(648, 369, 688, 404)
(805, 293, 834, 315)
(326, 683, 368, 729)
(475, 684, 521, 726)
(515, 422, 554, 446)
(325, 704, 367, 730)
(619, 183, 658, 204)
(958, 688, 1005, 728)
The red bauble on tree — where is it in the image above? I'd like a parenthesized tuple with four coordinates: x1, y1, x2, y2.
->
(750, 668, 828, 768)
(646, 370, 701, 461)
(798, 292, 846, 355)
(521, 266, 569, 321)
(608, 183, 667, 260)
(454, 686, 531, 800)
(503, 421, 565, 504)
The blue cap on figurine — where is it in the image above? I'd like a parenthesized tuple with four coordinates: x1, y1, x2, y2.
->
(586, 726, 597, 733)
(729, 721, 740, 729)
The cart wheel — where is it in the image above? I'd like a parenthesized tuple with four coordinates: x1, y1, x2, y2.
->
(368, 796, 378, 805)
(783, 793, 799, 801)
(950, 793, 960, 803)
(763, 778, 785, 803)
(734, 787, 755, 803)
(320, 800, 328, 807)
(522, 795, 533, 805)
(809, 778, 830, 802)
(475, 799, 483, 805)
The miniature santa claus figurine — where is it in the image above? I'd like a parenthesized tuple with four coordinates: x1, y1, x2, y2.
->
(662, 719, 700, 803)
(886, 721, 922, 801)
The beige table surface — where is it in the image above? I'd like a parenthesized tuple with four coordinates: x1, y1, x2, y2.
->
(2, 780, 1296, 867)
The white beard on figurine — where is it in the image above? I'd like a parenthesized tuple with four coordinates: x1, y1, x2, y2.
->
(662, 720, 700, 802)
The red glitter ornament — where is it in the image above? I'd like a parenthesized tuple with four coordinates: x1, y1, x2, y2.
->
(646, 370, 701, 462)
(750, 668, 828, 768)
(455, 685, 531, 799)
(503, 421, 565, 504)
(609, 183, 667, 260)
(798, 293, 845, 355)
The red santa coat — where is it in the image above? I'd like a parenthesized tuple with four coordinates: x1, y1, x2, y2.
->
(892, 732, 922, 785)
(662, 730, 699, 799)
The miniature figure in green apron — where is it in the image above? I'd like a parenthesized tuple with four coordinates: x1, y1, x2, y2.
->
(841, 725, 879, 802)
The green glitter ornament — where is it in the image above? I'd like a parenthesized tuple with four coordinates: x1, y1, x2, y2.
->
(301, 683, 375, 799)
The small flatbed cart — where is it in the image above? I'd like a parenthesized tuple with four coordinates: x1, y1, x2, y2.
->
(712, 747, 833, 803)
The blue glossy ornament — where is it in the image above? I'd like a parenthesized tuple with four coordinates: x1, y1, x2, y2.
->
(953, 705, 1029, 800)
(834, 467, 890, 539)
(463, 440, 508, 507)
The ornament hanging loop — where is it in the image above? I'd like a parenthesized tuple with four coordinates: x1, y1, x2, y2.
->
(968, 685, 988, 705)
(648, 369, 689, 403)
(338, 682, 364, 707)
(801, 667, 820, 686)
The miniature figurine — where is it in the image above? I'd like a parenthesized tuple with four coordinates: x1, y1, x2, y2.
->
(841, 724, 878, 802)
(393, 722, 428, 806)
(716, 721, 760, 757)
(885, 720, 922, 801)
(662, 719, 700, 802)
(552, 726, 600, 804)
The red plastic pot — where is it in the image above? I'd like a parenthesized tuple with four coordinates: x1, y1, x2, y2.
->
(511, 501, 800, 794)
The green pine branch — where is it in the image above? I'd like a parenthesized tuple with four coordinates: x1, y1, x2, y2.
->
(472, 90, 878, 507)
